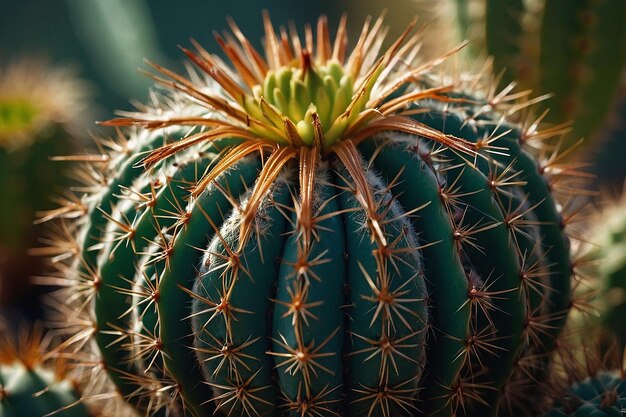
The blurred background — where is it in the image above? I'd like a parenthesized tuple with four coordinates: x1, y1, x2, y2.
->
(0, 0, 624, 328)
(1, 0, 434, 118)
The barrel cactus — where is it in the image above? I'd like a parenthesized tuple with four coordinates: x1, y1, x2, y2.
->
(0, 324, 94, 417)
(44, 14, 581, 417)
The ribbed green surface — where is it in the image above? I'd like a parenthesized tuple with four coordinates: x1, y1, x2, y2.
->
(156, 157, 261, 416)
(338, 164, 427, 416)
(95, 146, 215, 401)
(409, 99, 570, 416)
(78, 133, 164, 276)
(361, 139, 469, 417)
(64, 51, 572, 417)
(77, 116, 572, 417)
(275, 177, 346, 411)
(192, 182, 290, 416)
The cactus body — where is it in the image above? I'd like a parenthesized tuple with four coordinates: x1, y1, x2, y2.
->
(47, 14, 578, 417)
(543, 372, 626, 417)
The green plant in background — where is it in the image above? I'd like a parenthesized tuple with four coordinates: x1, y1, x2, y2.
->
(0, 59, 88, 317)
(42, 14, 585, 417)
(417, 0, 626, 150)
(577, 192, 626, 351)
(0, 323, 95, 417)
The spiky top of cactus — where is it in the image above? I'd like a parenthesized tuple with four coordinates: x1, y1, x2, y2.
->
(105, 12, 475, 240)
(42, 13, 585, 417)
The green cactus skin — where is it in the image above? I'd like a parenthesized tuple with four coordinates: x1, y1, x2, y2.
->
(542, 372, 626, 417)
(359, 140, 469, 416)
(0, 361, 90, 417)
(93, 137, 245, 414)
(409, 105, 572, 416)
(45, 14, 578, 417)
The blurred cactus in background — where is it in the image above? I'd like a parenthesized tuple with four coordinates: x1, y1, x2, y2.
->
(0, 59, 88, 322)
(0, 322, 96, 417)
(576, 192, 626, 352)
(415, 0, 626, 151)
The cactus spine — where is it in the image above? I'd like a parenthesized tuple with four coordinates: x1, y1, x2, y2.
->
(543, 346, 626, 417)
(44, 14, 582, 417)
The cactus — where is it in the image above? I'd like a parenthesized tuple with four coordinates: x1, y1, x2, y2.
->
(43, 14, 582, 417)
(0, 59, 87, 317)
(0, 324, 94, 417)
(577, 193, 626, 351)
(493, 0, 626, 147)
(543, 372, 626, 417)
(543, 341, 626, 417)
(416, 0, 626, 150)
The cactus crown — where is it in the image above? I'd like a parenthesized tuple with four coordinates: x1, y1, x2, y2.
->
(251, 58, 353, 146)
(0, 99, 39, 141)
(104, 13, 476, 248)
